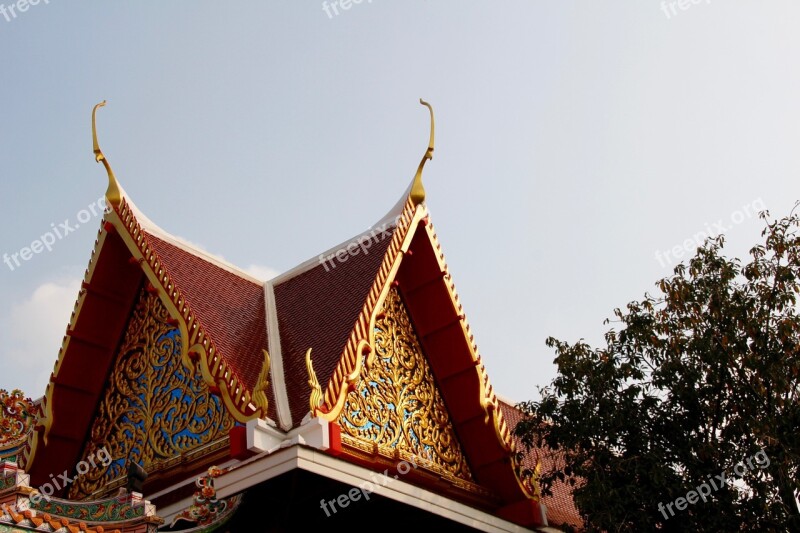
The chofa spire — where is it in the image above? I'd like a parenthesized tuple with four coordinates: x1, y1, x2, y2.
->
(92, 101, 122, 207)
(410, 99, 435, 206)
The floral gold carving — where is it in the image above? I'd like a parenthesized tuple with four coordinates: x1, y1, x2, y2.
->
(69, 286, 234, 499)
(338, 287, 472, 480)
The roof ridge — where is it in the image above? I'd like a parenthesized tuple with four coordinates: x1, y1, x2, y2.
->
(495, 393, 520, 408)
(110, 197, 262, 422)
(117, 183, 265, 285)
(125, 181, 412, 289)
(271, 186, 409, 287)
(264, 280, 293, 430)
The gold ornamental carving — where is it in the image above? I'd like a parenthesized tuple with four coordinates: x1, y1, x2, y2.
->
(69, 286, 234, 499)
(0, 389, 37, 464)
(338, 287, 472, 481)
(306, 348, 323, 415)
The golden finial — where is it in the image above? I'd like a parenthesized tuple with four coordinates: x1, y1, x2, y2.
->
(306, 348, 323, 415)
(252, 349, 271, 415)
(410, 99, 435, 206)
(92, 101, 121, 207)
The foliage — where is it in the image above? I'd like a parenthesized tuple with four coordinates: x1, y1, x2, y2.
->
(516, 208, 800, 532)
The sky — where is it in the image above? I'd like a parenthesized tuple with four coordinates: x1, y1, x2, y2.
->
(1, 1, 799, 404)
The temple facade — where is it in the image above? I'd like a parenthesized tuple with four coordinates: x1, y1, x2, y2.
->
(0, 102, 582, 532)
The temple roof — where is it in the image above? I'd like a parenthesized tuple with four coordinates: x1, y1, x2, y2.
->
(0, 461, 161, 533)
(273, 226, 397, 427)
(144, 234, 269, 394)
(128, 185, 405, 431)
(7, 102, 582, 531)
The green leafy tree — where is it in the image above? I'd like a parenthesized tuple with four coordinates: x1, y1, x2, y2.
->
(515, 208, 800, 532)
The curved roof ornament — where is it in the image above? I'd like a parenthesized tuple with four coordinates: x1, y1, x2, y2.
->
(251, 349, 271, 415)
(410, 99, 435, 206)
(306, 348, 323, 415)
(92, 101, 122, 207)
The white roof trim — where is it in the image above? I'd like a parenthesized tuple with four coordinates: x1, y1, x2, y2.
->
(113, 178, 413, 291)
(496, 393, 521, 408)
(114, 183, 264, 285)
(203, 446, 539, 533)
(268, 220, 399, 287)
(264, 280, 293, 430)
(270, 182, 411, 287)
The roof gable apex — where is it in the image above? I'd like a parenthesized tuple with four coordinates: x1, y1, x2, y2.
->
(296, 200, 543, 525)
(24, 196, 274, 480)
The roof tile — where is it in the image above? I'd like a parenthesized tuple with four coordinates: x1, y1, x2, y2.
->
(274, 231, 395, 425)
(499, 401, 584, 530)
(144, 234, 272, 418)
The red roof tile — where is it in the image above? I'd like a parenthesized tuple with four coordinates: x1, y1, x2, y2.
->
(274, 230, 396, 425)
(144, 234, 273, 419)
(499, 401, 584, 530)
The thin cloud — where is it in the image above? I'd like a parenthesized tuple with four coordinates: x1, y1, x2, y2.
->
(1, 278, 81, 398)
(244, 264, 281, 281)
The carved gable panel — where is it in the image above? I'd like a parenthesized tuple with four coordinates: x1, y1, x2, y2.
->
(0, 390, 37, 464)
(338, 287, 472, 481)
(69, 286, 234, 499)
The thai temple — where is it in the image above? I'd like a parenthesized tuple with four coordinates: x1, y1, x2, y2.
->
(0, 101, 581, 532)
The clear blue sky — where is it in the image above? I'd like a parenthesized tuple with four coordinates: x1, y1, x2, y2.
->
(1, 1, 799, 403)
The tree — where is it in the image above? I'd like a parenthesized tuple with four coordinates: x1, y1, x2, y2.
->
(515, 208, 800, 532)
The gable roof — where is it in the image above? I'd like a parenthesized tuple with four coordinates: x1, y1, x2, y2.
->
(273, 227, 396, 427)
(144, 234, 269, 395)
(18, 102, 564, 529)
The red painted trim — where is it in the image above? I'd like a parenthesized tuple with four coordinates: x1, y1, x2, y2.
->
(229, 426, 256, 461)
(327, 422, 342, 456)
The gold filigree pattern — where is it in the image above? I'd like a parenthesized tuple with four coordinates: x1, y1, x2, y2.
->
(306, 348, 323, 415)
(69, 287, 234, 500)
(0, 390, 36, 445)
(251, 349, 271, 414)
(0, 390, 37, 462)
(338, 288, 472, 480)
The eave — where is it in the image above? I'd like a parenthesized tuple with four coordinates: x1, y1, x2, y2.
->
(160, 444, 541, 532)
